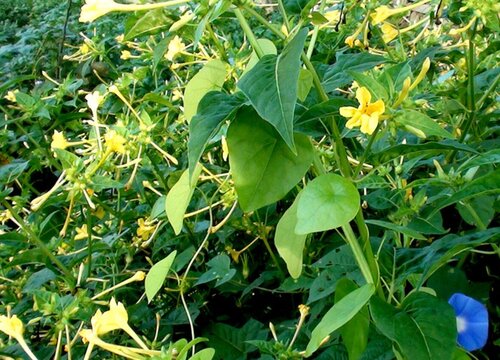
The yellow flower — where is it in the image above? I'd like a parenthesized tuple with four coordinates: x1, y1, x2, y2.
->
(381, 22, 398, 43)
(120, 50, 132, 60)
(4, 90, 18, 103)
(371, 0, 431, 25)
(91, 298, 129, 335)
(409, 57, 431, 91)
(339, 87, 385, 135)
(165, 36, 185, 61)
(104, 130, 127, 154)
(85, 91, 105, 120)
(0, 314, 24, 339)
(79, 0, 190, 23)
(345, 35, 356, 48)
(51, 130, 70, 150)
(0, 315, 38, 360)
(75, 225, 89, 240)
(137, 218, 155, 240)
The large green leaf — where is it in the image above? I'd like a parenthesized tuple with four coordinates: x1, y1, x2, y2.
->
(184, 60, 228, 122)
(227, 107, 314, 212)
(145, 251, 177, 303)
(335, 278, 370, 360)
(370, 292, 457, 360)
(322, 53, 386, 92)
(275, 193, 307, 278)
(238, 28, 308, 152)
(165, 165, 202, 234)
(305, 283, 375, 357)
(394, 110, 454, 139)
(296, 174, 360, 234)
(188, 91, 245, 177)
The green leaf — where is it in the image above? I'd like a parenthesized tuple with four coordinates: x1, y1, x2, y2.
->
(298, 68, 313, 101)
(305, 283, 375, 357)
(427, 169, 500, 217)
(145, 250, 177, 303)
(370, 292, 457, 360)
(366, 220, 427, 241)
(348, 71, 389, 101)
(227, 107, 313, 212)
(124, 9, 172, 40)
(189, 348, 215, 360)
(165, 165, 202, 234)
(188, 91, 245, 177)
(184, 60, 228, 122)
(296, 174, 360, 234)
(0, 160, 28, 184)
(238, 28, 308, 152)
(370, 141, 477, 165)
(195, 254, 236, 287)
(275, 193, 307, 278)
(394, 110, 453, 139)
(322, 53, 386, 92)
(335, 278, 370, 360)
(284, 0, 316, 16)
(456, 195, 495, 228)
(243, 38, 277, 75)
(295, 97, 354, 136)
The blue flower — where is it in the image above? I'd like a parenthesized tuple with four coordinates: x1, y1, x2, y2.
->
(448, 293, 488, 351)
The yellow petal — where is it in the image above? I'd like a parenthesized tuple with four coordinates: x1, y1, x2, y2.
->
(0, 315, 24, 341)
(356, 87, 372, 106)
(360, 113, 380, 135)
(339, 106, 358, 118)
(345, 112, 362, 129)
(381, 22, 398, 43)
(366, 99, 385, 115)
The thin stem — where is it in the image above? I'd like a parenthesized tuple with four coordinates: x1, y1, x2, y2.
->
(234, 8, 264, 58)
(206, 23, 228, 62)
(448, 19, 478, 162)
(2, 201, 74, 284)
(244, 5, 285, 39)
(306, 0, 326, 59)
(277, 0, 291, 32)
(353, 123, 381, 178)
(261, 234, 285, 276)
(341, 223, 374, 284)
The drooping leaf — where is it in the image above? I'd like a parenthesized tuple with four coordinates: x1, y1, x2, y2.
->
(370, 141, 477, 165)
(165, 165, 202, 234)
(394, 110, 454, 139)
(195, 254, 236, 287)
(188, 91, 245, 177)
(322, 53, 386, 92)
(145, 251, 177, 303)
(335, 278, 370, 360)
(305, 283, 375, 357)
(296, 174, 360, 234)
(124, 9, 172, 40)
(370, 292, 457, 360)
(227, 107, 314, 212)
(238, 28, 308, 152)
(275, 193, 307, 278)
(184, 60, 228, 122)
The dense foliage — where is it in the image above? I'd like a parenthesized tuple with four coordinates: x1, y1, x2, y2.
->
(0, 0, 498, 359)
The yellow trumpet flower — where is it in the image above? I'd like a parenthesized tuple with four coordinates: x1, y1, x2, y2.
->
(79, 0, 191, 23)
(104, 130, 127, 154)
(340, 87, 385, 135)
(371, 0, 431, 25)
(165, 35, 186, 61)
(0, 315, 38, 360)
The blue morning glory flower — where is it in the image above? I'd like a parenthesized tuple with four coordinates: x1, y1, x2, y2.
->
(448, 293, 488, 351)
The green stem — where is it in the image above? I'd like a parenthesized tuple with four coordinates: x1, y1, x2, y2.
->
(243, 5, 285, 39)
(341, 223, 373, 284)
(306, 0, 327, 59)
(353, 123, 381, 178)
(476, 72, 500, 110)
(261, 235, 285, 277)
(2, 201, 74, 285)
(448, 19, 478, 162)
(234, 8, 264, 58)
(206, 23, 228, 62)
(276, 0, 291, 32)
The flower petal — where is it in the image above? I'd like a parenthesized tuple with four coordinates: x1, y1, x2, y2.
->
(356, 87, 371, 107)
(367, 99, 385, 115)
(339, 106, 357, 118)
(449, 293, 488, 351)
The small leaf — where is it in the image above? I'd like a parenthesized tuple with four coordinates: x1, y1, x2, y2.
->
(189, 348, 215, 360)
(165, 165, 202, 234)
(124, 9, 172, 40)
(243, 38, 277, 75)
(366, 219, 427, 240)
(296, 174, 360, 234)
(145, 251, 177, 302)
(227, 107, 313, 212)
(348, 71, 389, 101)
(394, 110, 454, 139)
(184, 60, 228, 122)
(238, 28, 308, 151)
(0, 160, 28, 184)
(305, 283, 375, 357)
(275, 193, 307, 278)
(298, 68, 313, 101)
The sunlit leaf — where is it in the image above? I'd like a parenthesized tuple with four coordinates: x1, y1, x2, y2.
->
(145, 251, 177, 303)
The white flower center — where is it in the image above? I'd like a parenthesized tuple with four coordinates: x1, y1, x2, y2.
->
(456, 316, 468, 333)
